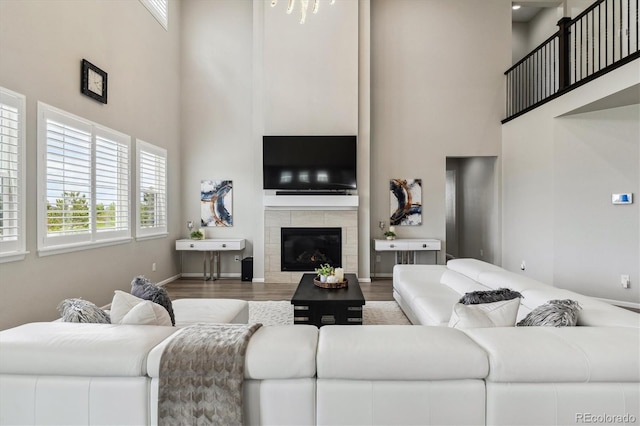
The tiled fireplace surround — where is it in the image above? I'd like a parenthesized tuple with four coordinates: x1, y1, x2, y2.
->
(264, 209, 358, 283)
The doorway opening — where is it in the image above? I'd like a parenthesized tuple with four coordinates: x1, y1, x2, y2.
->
(445, 157, 498, 263)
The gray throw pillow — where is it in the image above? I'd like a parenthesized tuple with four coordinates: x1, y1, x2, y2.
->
(57, 298, 111, 324)
(459, 288, 523, 305)
(517, 299, 582, 327)
(130, 275, 175, 326)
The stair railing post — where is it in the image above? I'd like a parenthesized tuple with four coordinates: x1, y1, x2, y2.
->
(557, 17, 572, 90)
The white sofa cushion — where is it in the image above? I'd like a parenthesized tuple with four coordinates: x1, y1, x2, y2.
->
(146, 325, 318, 380)
(464, 327, 640, 383)
(244, 325, 318, 379)
(317, 325, 488, 380)
(171, 298, 249, 326)
(0, 322, 176, 376)
(476, 270, 550, 293)
(519, 288, 640, 327)
(448, 298, 520, 329)
(446, 258, 504, 281)
(110, 291, 172, 326)
(407, 287, 463, 326)
(440, 269, 491, 295)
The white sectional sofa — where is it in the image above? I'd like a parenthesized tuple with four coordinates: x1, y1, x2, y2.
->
(1, 259, 639, 425)
(393, 258, 640, 327)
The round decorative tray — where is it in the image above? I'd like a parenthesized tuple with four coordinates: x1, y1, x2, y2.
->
(313, 277, 348, 289)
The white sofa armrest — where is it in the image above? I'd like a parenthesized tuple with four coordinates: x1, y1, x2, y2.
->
(464, 327, 640, 383)
(0, 322, 176, 377)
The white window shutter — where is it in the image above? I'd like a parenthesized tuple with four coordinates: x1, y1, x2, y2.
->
(95, 126, 130, 238)
(136, 140, 167, 238)
(37, 103, 132, 254)
(0, 87, 26, 260)
(139, 0, 168, 30)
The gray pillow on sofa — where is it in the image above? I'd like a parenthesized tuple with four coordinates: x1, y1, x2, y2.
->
(459, 288, 523, 305)
(131, 275, 175, 326)
(57, 298, 111, 324)
(517, 299, 582, 327)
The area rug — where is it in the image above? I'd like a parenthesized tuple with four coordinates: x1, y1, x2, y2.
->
(248, 300, 411, 326)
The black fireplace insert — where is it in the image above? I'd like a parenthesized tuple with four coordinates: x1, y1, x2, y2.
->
(281, 227, 342, 272)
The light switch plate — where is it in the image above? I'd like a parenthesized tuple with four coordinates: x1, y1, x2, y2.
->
(612, 193, 633, 204)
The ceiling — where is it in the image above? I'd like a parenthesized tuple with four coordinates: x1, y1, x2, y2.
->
(512, 6, 543, 23)
(512, 1, 562, 23)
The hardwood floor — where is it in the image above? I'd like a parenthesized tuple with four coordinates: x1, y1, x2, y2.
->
(163, 277, 394, 302)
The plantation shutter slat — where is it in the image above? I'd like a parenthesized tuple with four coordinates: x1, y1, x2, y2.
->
(95, 132, 129, 234)
(137, 140, 167, 237)
(38, 103, 132, 252)
(45, 115, 92, 239)
(139, 0, 168, 30)
(0, 88, 25, 255)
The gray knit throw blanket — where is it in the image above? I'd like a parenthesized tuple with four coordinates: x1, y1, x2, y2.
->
(158, 323, 262, 426)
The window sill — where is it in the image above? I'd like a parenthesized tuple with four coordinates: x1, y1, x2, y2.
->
(38, 237, 132, 257)
(0, 250, 29, 263)
(135, 232, 169, 242)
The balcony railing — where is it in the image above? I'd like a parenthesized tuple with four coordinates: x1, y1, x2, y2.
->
(504, 0, 639, 122)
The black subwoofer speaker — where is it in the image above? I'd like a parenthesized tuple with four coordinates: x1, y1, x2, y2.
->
(241, 257, 253, 282)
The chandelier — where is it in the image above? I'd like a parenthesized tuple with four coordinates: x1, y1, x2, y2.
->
(270, 0, 336, 24)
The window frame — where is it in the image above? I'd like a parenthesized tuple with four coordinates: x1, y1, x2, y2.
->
(139, 0, 169, 30)
(37, 102, 132, 256)
(135, 139, 168, 240)
(0, 87, 27, 262)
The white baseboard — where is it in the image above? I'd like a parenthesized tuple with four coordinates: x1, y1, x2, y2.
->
(252, 278, 265, 283)
(156, 274, 181, 287)
(358, 277, 372, 283)
(596, 297, 640, 310)
(179, 272, 242, 279)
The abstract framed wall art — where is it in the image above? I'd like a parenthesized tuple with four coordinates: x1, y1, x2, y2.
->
(201, 180, 233, 227)
(390, 178, 422, 226)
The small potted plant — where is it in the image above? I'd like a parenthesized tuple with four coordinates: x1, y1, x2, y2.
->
(314, 263, 333, 283)
(190, 229, 204, 240)
(384, 225, 396, 240)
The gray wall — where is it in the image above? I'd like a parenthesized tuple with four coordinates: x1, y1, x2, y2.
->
(0, 0, 182, 329)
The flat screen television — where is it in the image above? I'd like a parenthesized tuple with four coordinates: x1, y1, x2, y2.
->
(263, 135, 357, 192)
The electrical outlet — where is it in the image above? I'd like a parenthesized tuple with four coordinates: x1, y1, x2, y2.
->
(621, 274, 630, 289)
(376, 255, 381, 263)
(152, 262, 157, 272)
(479, 249, 484, 257)
(234, 255, 240, 262)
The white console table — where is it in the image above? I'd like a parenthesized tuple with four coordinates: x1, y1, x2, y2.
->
(372, 238, 441, 280)
(175, 238, 246, 280)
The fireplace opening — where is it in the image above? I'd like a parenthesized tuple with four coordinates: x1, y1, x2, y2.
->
(281, 227, 342, 272)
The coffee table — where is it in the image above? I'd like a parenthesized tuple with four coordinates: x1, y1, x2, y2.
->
(291, 273, 365, 327)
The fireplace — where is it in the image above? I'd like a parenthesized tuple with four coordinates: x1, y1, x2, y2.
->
(281, 227, 342, 271)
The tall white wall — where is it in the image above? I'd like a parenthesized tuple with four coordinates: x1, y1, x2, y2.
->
(0, 0, 182, 329)
(179, 0, 255, 277)
(370, 0, 510, 272)
(262, 0, 359, 135)
(502, 61, 639, 304)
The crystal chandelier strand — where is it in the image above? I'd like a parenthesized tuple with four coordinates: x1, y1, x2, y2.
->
(300, 0, 309, 23)
(271, 0, 335, 24)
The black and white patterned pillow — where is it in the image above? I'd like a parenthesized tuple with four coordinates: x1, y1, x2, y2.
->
(459, 288, 523, 305)
(57, 298, 111, 324)
(517, 299, 581, 327)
